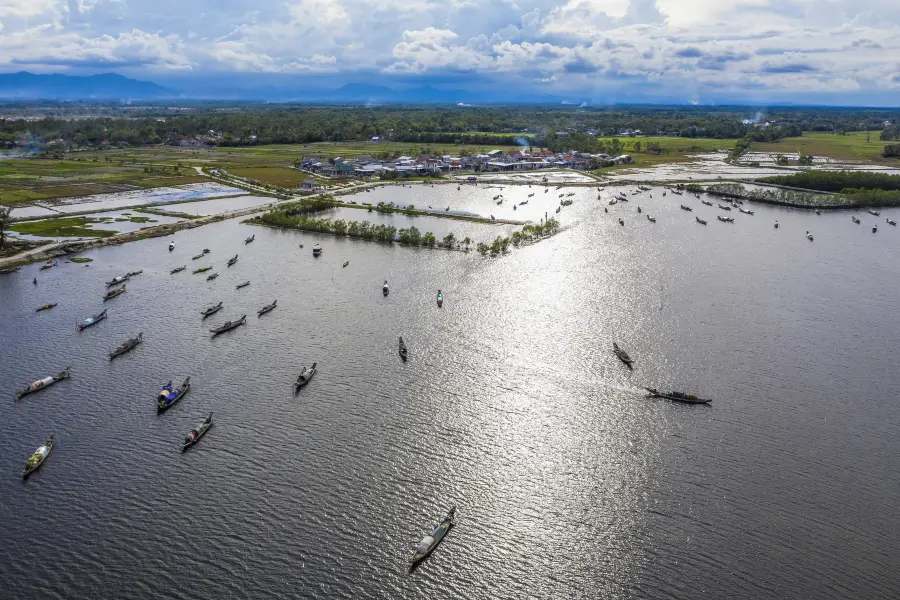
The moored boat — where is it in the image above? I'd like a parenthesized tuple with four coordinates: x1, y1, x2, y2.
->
(171, 265, 186, 274)
(17, 367, 71, 399)
(647, 215, 656, 223)
(774, 221, 779, 229)
(702, 200, 713, 206)
(383, 281, 389, 296)
(806, 231, 814, 241)
(157, 377, 191, 411)
(257, 300, 277, 316)
(888, 218, 897, 226)
(436, 290, 444, 307)
(181, 413, 212, 452)
(36, 303, 57, 312)
(39, 260, 58, 271)
(106, 274, 130, 286)
(192, 266, 212, 274)
(23, 435, 54, 477)
(410, 507, 456, 567)
(192, 253, 205, 260)
(109, 332, 143, 360)
(680, 205, 693, 212)
(210, 315, 247, 336)
(227, 254, 238, 267)
(718, 204, 731, 211)
(169, 241, 175, 251)
(126, 270, 143, 278)
(644, 387, 712, 405)
(78, 309, 107, 330)
(695, 217, 707, 225)
(206, 273, 219, 281)
(399, 336, 408, 361)
(235, 281, 250, 289)
(201, 301, 223, 318)
(869, 209, 880, 216)
(717, 216, 734, 223)
(313, 244, 322, 257)
(738, 208, 754, 215)
(343, 261, 350, 268)
(103, 285, 126, 301)
(613, 342, 633, 367)
(245, 234, 255, 244)
(295, 362, 317, 392)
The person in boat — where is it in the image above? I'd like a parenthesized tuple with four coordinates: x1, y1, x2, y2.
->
(33, 277, 37, 285)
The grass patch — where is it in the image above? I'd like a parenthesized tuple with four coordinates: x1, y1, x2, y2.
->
(10, 216, 119, 238)
(70, 257, 93, 263)
(231, 167, 311, 187)
(750, 131, 900, 164)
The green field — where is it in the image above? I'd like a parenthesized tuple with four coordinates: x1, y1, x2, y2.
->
(230, 166, 311, 187)
(10, 216, 119, 238)
(750, 131, 900, 163)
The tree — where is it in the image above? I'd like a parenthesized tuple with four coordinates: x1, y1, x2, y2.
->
(442, 232, 456, 248)
(423, 232, 437, 247)
(0, 205, 10, 248)
(462, 236, 472, 251)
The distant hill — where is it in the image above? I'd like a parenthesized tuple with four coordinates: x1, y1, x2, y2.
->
(0, 72, 172, 99)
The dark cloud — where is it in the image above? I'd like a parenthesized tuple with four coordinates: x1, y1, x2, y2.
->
(756, 47, 832, 55)
(675, 46, 705, 58)
(563, 57, 599, 74)
(761, 63, 819, 73)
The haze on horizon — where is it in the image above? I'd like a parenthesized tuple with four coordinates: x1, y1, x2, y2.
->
(0, 0, 898, 105)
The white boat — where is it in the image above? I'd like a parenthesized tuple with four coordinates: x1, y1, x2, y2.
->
(169, 241, 175, 252)
(312, 244, 322, 257)
(383, 281, 389, 296)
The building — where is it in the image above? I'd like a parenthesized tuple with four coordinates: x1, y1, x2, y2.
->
(300, 180, 316, 191)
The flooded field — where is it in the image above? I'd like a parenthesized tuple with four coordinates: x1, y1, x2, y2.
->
(10, 211, 186, 241)
(160, 195, 278, 217)
(453, 171, 597, 184)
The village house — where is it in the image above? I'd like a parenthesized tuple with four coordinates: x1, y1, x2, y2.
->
(300, 180, 316, 191)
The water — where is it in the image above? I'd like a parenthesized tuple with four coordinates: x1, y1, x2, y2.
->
(12, 211, 186, 241)
(2, 186, 900, 599)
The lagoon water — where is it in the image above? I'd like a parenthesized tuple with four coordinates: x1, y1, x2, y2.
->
(2, 185, 900, 599)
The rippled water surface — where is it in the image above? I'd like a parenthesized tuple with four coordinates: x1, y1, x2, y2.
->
(2, 185, 900, 599)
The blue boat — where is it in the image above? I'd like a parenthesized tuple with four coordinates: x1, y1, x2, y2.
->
(157, 377, 191, 412)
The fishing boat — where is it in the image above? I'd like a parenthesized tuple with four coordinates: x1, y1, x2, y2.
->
(245, 234, 255, 244)
(398, 337, 408, 361)
(637, 207, 642, 214)
(717, 216, 734, 223)
(555, 207, 561, 214)
(410, 507, 456, 567)
(695, 217, 707, 225)
(36, 303, 57, 312)
(227, 255, 238, 267)
(157, 377, 191, 412)
(613, 342, 633, 367)
(234, 281, 250, 290)
(618, 218, 624, 226)
(17, 367, 71, 399)
(852, 216, 861, 224)
(702, 200, 713, 206)
(872, 225, 878, 233)
(106, 274, 130, 286)
(869, 210, 880, 216)
(109, 332, 143, 360)
(887, 219, 897, 226)
(806, 232, 814, 241)
(343, 261, 350, 268)
(647, 215, 656, 223)
(206, 273, 219, 281)
(527, 193, 534, 197)
(0, 266, 20, 275)
(171, 265, 186, 274)
(103, 285, 126, 301)
(617, 196, 629, 203)
(193, 266, 212, 274)
(816, 209, 821, 215)
(210, 315, 247, 336)
(718, 204, 731, 211)
(608, 199, 617, 206)
(78, 309, 107, 330)
(192, 253, 205, 261)
(169, 241, 175, 252)
(383, 281, 389, 296)
(294, 363, 317, 392)
(738, 208, 754, 215)
(437, 290, 444, 308)
(644, 387, 712, 405)
(258, 300, 277, 317)
(127, 270, 143, 278)
(774, 221, 779, 229)
(39, 261, 58, 271)
(201, 302, 223, 318)
(181, 413, 213, 452)
(23, 435, 54, 478)
(313, 244, 322, 257)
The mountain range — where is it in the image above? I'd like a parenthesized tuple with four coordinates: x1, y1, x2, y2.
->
(0, 72, 171, 99)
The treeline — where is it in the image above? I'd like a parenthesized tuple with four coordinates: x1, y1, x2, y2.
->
(756, 171, 900, 193)
(704, 182, 900, 208)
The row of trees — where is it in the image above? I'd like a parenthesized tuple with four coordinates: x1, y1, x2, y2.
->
(475, 220, 561, 256)
(757, 171, 900, 192)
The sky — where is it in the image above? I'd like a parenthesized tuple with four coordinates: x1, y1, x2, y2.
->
(0, 0, 899, 103)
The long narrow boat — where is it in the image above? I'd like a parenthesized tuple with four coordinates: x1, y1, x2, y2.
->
(181, 413, 212, 452)
(201, 302, 223, 318)
(103, 285, 126, 301)
(17, 367, 71, 399)
(127, 270, 144, 278)
(613, 342, 633, 368)
(313, 244, 322, 257)
(852, 216, 861, 224)
(170, 265, 186, 274)
(695, 217, 707, 225)
(343, 261, 350, 268)
(436, 290, 444, 308)
(0, 266, 20, 275)
(227, 254, 238, 267)
(399, 337, 408, 361)
(646, 215, 656, 223)
(869, 209, 881, 216)
(210, 315, 246, 336)
(206, 273, 219, 281)
(717, 216, 734, 223)
(23, 435, 54, 478)
(644, 387, 712, 405)
(887, 218, 897, 226)
(680, 205, 693, 212)
(157, 377, 191, 412)
(235, 281, 250, 289)
(383, 281, 389, 296)
(192, 253, 205, 261)
(738, 208, 755, 215)
(718, 204, 732, 211)
(410, 507, 456, 568)
(109, 332, 143, 360)
(702, 200, 713, 206)
(106, 274, 130, 286)
(245, 234, 255, 244)
(192, 266, 212, 274)
(294, 362, 317, 392)
(257, 300, 277, 317)
(36, 303, 58, 312)
(39, 260, 58, 271)
(79, 309, 107, 330)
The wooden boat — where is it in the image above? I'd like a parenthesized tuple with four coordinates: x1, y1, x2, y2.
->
(109, 332, 143, 360)
(193, 266, 212, 274)
(680, 205, 693, 212)
(436, 290, 443, 308)
(23, 435, 54, 478)
(103, 285, 126, 301)
(613, 342, 633, 367)
(210, 315, 246, 336)
(313, 244, 322, 257)
(227, 254, 238, 267)
(618, 218, 624, 226)
(206, 273, 219, 281)
(106, 274, 130, 286)
(383, 281, 389, 296)
(181, 413, 212, 452)
(157, 377, 191, 412)
(398, 336, 408, 361)
(718, 204, 731, 211)
(815, 209, 821, 215)
(36, 303, 57, 312)
(39, 260, 58, 271)
(520, 200, 528, 205)
(717, 216, 734, 223)
(887, 218, 897, 226)
(245, 234, 255, 244)
(0, 266, 20, 275)
(79, 309, 107, 330)
(295, 362, 317, 392)
(644, 387, 712, 405)
(410, 507, 456, 567)
(201, 302, 223, 318)
(192, 253, 205, 260)
(342, 261, 350, 268)
(17, 367, 71, 399)
(738, 208, 754, 215)
(171, 266, 186, 274)
(807, 232, 814, 241)
(608, 199, 617, 206)
(852, 216, 861, 224)
(235, 281, 250, 289)
(647, 215, 656, 223)
(169, 241, 175, 252)
(774, 221, 779, 229)
(869, 210, 880, 216)
(695, 217, 707, 225)
(872, 225, 878, 233)
(257, 300, 277, 317)
(127, 270, 143, 278)
(702, 200, 713, 206)
(527, 193, 534, 197)
(555, 207, 561, 214)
